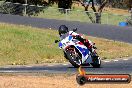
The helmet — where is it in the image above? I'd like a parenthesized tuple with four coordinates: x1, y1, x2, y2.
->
(58, 25, 68, 36)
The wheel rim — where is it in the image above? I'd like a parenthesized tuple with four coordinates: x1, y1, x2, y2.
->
(71, 54, 81, 65)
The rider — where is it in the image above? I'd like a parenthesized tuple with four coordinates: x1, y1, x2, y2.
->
(58, 25, 95, 53)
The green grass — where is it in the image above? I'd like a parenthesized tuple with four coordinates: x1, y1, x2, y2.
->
(0, 23, 132, 66)
(0, 23, 64, 65)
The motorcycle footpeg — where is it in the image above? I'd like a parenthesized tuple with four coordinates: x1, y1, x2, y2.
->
(93, 46, 97, 49)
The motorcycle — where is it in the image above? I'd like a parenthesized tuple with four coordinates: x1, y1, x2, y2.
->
(55, 29, 101, 68)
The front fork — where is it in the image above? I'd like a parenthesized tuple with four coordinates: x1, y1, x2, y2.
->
(66, 47, 82, 65)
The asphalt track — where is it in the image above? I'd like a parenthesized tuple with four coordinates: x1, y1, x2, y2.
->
(0, 13, 132, 43)
(0, 58, 132, 74)
(0, 14, 132, 74)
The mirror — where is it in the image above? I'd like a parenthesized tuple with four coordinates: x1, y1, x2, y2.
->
(73, 28, 77, 32)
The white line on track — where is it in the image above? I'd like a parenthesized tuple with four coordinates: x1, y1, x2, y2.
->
(26, 66, 32, 67)
(123, 59, 128, 61)
(113, 60, 118, 62)
(103, 61, 110, 62)
(63, 64, 69, 66)
(0, 71, 19, 73)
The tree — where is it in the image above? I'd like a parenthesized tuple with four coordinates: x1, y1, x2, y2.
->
(124, 0, 132, 10)
(79, 0, 108, 23)
(58, 0, 72, 13)
(5, 0, 48, 5)
(3, 0, 48, 15)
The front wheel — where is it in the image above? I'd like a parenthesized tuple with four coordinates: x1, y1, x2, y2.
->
(66, 51, 81, 68)
(91, 56, 101, 68)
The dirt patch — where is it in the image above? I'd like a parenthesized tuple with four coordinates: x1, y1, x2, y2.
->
(104, 8, 129, 15)
(0, 75, 131, 88)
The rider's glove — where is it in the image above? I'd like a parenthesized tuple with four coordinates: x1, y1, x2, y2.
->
(74, 35, 82, 39)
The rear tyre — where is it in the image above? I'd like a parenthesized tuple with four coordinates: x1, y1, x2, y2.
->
(91, 56, 101, 68)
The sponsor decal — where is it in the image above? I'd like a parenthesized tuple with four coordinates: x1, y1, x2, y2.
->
(76, 46, 89, 57)
(68, 35, 73, 41)
(59, 42, 62, 47)
(76, 66, 131, 85)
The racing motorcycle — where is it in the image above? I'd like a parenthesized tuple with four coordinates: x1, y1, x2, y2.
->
(55, 29, 101, 68)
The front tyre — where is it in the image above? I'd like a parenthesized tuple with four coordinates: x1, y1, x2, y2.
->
(66, 51, 81, 68)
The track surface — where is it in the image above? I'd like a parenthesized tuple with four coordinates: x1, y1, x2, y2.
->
(0, 14, 132, 43)
(0, 14, 132, 74)
(0, 58, 132, 74)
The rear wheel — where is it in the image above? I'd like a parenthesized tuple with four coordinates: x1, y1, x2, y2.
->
(91, 56, 101, 68)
